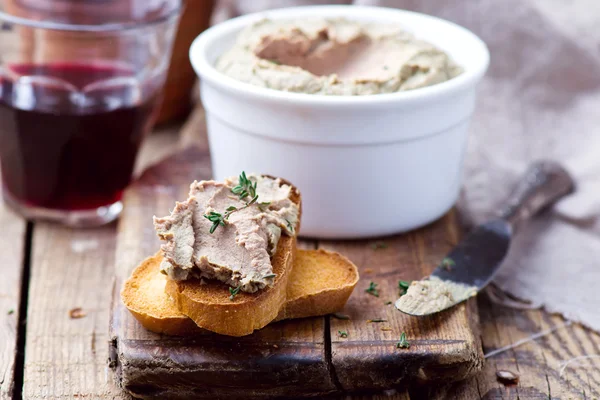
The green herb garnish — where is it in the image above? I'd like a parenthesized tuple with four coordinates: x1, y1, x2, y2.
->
(268, 59, 282, 65)
(331, 312, 350, 320)
(338, 330, 348, 338)
(398, 280, 411, 296)
(231, 171, 257, 201)
(365, 282, 379, 297)
(263, 273, 277, 279)
(285, 218, 294, 233)
(204, 211, 225, 234)
(396, 332, 410, 349)
(371, 241, 388, 250)
(7, 309, 14, 315)
(367, 318, 387, 323)
(229, 286, 242, 301)
(385, 301, 392, 305)
(258, 201, 271, 212)
(204, 173, 262, 234)
(441, 257, 456, 271)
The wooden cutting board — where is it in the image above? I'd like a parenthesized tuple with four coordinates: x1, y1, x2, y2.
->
(109, 146, 483, 399)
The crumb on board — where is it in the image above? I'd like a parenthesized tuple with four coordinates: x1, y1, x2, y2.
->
(69, 307, 87, 319)
(496, 370, 519, 386)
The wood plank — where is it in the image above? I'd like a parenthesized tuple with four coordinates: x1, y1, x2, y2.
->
(321, 211, 483, 391)
(0, 185, 27, 399)
(414, 294, 600, 399)
(22, 224, 129, 399)
(110, 147, 335, 399)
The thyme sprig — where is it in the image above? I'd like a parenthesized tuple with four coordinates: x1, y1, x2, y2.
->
(338, 330, 348, 338)
(204, 173, 260, 234)
(396, 332, 410, 349)
(365, 282, 379, 297)
(231, 171, 257, 201)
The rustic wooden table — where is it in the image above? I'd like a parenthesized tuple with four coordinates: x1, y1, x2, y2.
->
(1, 108, 599, 399)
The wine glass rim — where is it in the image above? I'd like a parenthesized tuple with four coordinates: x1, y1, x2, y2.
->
(0, 3, 182, 32)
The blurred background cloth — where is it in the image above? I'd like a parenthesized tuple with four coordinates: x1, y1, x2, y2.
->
(213, 0, 600, 331)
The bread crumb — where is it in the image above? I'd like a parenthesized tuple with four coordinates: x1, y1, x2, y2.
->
(69, 307, 87, 319)
(273, 344, 279, 348)
(380, 327, 393, 332)
(364, 268, 373, 274)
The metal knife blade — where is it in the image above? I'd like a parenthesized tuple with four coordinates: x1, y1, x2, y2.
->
(396, 161, 575, 316)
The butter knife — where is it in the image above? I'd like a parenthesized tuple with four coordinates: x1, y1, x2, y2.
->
(396, 160, 575, 316)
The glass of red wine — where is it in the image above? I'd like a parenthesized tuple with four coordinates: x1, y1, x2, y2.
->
(0, 1, 181, 226)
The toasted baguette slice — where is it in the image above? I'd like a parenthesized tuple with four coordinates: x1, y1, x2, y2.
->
(122, 249, 359, 336)
(275, 249, 359, 321)
(161, 178, 301, 337)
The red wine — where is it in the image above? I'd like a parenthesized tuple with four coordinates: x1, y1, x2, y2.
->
(0, 63, 161, 211)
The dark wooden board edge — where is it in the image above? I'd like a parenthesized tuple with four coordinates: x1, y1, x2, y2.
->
(330, 303, 483, 392)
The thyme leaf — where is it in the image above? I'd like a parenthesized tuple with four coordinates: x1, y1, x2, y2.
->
(229, 286, 242, 301)
(396, 332, 410, 349)
(231, 171, 256, 201)
(398, 280, 411, 296)
(371, 241, 388, 250)
(366, 282, 379, 297)
(441, 257, 456, 271)
(338, 330, 348, 338)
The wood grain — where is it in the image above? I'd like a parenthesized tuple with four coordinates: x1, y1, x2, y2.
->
(22, 223, 128, 399)
(321, 212, 483, 391)
(0, 185, 26, 399)
(412, 294, 600, 399)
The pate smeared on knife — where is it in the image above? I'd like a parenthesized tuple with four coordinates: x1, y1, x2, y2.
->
(216, 18, 463, 95)
(153, 174, 299, 293)
(395, 276, 477, 316)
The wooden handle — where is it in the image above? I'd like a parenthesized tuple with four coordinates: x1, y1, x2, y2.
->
(500, 160, 574, 231)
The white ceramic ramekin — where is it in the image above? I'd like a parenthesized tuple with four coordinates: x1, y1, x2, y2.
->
(190, 5, 489, 239)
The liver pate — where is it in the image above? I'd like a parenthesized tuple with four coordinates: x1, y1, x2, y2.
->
(216, 18, 463, 95)
(154, 174, 299, 293)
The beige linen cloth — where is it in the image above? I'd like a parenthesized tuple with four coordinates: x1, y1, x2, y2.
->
(213, 0, 600, 331)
